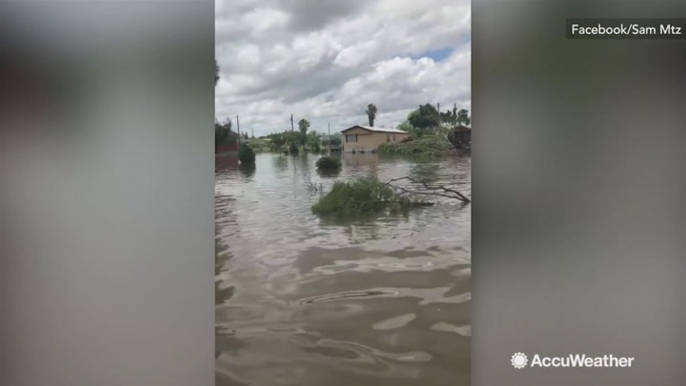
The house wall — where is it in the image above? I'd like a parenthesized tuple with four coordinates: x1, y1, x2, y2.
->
(342, 129, 409, 152)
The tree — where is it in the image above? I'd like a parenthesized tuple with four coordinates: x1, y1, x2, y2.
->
(270, 133, 286, 151)
(221, 117, 232, 133)
(214, 61, 222, 152)
(215, 118, 234, 151)
(456, 109, 470, 126)
(308, 131, 321, 152)
(407, 104, 440, 130)
(298, 119, 310, 145)
(397, 121, 414, 133)
(215, 60, 220, 86)
(440, 110, 454, 124)
(365, 103, 377, 127)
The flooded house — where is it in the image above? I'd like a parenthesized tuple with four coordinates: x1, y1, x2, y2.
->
(215, 124, 239, 155)
(340, 125, 409, 153)
(450, 125, 471, 149)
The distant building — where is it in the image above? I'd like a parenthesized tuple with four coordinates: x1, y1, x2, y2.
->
(321, 134, 342, 152)
(450, 125, 471, 148)
(340, 125, 409, 153)
(215, 128, 239, 155)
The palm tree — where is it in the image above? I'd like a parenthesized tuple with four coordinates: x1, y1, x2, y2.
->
(365, 104, 377, 127)
(215, 60, 220, 86)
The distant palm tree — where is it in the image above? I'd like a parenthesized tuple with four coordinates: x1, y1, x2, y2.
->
(365, 104, 377, 127)
(215, 60, 220, 86)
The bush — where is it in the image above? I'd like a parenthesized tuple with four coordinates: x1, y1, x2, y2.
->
(312, 177, 412, 219)
(377, 135, 453, 157)
(289, 143, 299, 155)
(315, 156, 342, 171)
(238, 143, 255, 163)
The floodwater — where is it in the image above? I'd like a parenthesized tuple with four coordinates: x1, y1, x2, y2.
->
(215, 152, 471, 386)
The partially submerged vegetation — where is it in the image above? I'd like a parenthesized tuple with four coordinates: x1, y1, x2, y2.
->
(311, 175, 470, 219)
(315, 156, 342, 171)
(377, 133, 454, 157)
(376, 103, 470, 157)
(312, 177, 417, 219)
(238, 143, 256, 163)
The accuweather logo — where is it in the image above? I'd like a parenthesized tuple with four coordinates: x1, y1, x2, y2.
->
(511, 353, 528, 369)
(511, 353, 635, 369)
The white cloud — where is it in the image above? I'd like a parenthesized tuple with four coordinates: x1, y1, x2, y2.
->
(215, 0, 470, 136)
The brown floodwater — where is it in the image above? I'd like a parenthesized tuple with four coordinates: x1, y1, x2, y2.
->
(215, 152, 471, 386)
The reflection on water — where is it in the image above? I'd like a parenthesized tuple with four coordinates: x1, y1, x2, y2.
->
(216, 153, 471, 386)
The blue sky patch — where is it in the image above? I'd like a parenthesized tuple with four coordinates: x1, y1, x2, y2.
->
(410, 47, 453, 62)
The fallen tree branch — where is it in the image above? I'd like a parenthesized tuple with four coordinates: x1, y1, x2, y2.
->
(385, 176, 471, 203)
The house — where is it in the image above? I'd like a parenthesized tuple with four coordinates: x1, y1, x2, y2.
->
(340, 125, 409, 153)
(321, 134, 342, 152)
(215, 126, 239, 155)
(450, 125, 471, 149)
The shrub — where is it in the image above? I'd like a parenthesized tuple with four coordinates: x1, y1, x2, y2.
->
(315, 156, 342, 171)
(377, 135, 453, 157)
(312, 177, 412, 219)
(289, 143, 299, 155)
(238, 143, 256, 163)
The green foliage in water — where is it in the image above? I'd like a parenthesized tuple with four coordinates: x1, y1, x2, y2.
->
(377, 135, 453, 158)
(289, 142, 299, 155)
(238, 143, 256, 163)
(315, 156, 342, 171)
(312, 177, 412, 219)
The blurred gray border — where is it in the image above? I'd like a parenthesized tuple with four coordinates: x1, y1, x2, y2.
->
(1, 2, 215, 385)
(473, 1, 685, 385)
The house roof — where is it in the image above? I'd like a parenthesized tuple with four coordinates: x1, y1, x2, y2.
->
(453, 125, 471, 132)
(341, 125, 407, 134)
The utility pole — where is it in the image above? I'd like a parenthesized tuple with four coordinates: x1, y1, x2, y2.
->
(328, 122, 330, 136)
(290, 114, 294, 136)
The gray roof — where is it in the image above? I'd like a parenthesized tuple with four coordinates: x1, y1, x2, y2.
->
(341, 125, 407, 134)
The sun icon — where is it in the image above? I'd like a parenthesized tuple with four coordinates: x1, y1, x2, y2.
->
(511, 352, 528, 369)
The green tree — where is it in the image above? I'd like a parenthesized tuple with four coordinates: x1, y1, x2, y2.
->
(456, 109, 470, 126)
(308, 131, 321, 152)
(270, 133, 286, 151)
(397, 120, 414, 133)
(365, 103, 378, 127)
(298, 119, 310, 145)
(407, 104, 440, 130)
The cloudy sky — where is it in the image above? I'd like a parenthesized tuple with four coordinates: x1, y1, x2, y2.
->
(215, 0, 470, 137)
